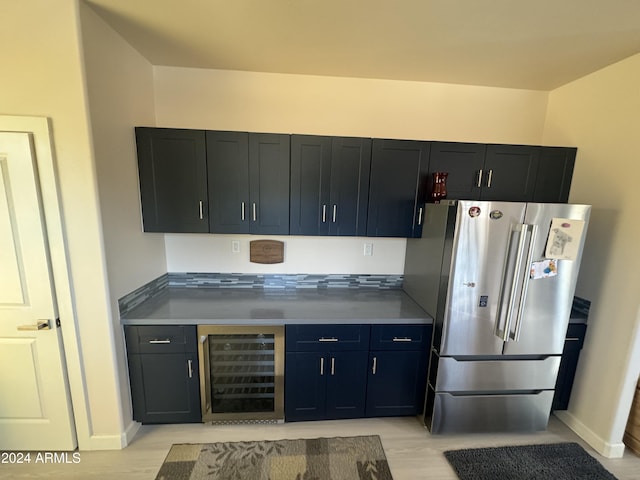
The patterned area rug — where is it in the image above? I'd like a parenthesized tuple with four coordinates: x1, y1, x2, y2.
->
(155, 435, 393, 480)
(444, 442, 618, 480)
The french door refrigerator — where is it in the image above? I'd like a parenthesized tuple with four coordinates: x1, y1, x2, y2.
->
(403, 200, 590, 433)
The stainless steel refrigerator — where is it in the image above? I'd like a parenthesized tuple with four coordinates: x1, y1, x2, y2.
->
(404, 200, 590, 434)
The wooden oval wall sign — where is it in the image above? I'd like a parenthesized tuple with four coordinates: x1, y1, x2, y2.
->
(249, 240, 285, 264)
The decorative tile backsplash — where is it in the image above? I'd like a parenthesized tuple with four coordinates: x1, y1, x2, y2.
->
(167, 273, 404, 289)
(118, 272, 403, 316)
(118, 273, 168, 317)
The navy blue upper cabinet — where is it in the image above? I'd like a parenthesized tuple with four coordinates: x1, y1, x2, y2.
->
(533, 147, 576, 203)
(136, 128, 576, 235)
(135, 128, 209, 233)
(367, 139, 430, 238)
(428, 142, 486, 201)
(481, 145, 540, 201)
(429, 143, 569, 203)
(206, 131, 250, 233)
(207, 131, 290, 235)
(290, 135, 371, 236)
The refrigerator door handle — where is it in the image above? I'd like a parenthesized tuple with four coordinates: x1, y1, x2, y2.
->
(510, 224, 537, 341)
(495, 223, 528, 342)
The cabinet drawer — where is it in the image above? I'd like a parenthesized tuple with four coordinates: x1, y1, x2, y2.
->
(125, 325, 197, 354)
(369, 324, 432, 350)
(286, 325, 370, 351)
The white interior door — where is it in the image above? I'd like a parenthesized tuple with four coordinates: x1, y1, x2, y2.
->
(0, 132, 76, 450)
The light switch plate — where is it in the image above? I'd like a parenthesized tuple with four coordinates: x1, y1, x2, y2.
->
(364, 242, 373, 256)
(231, 240, 240, 253)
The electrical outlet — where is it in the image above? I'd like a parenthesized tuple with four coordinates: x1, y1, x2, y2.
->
(363, 242, 373, 256)
(231, 240, 240, 253)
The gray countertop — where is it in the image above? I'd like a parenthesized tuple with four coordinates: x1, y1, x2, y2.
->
(121, 288, 433, 325)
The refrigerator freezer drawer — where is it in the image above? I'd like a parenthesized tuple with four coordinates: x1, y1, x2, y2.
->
(428, 389, 554, 433)
(435, 356, 561, 392)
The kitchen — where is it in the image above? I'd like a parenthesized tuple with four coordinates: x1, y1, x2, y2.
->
(1, 0, 639, 476)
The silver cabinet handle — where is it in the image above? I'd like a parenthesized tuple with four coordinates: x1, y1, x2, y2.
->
(332, 204, 337, 223)
(487, 169, 493, 188)
(241, 202, 246, 221)
(477, 169, 483, 187)
(566, 337, 581, 341)
(199, 201, 204, 220)
(417, 207, 423, 225)
(149, 339, 171, 344)
(318, 337, 338, 342)
(322, 204, 327, 223)
(188, 359, 193, 378)
(17, 320, 51, 331)
(252, 203, 257, 222)
(392, 337, 413, 342)
(330, 357, 335, 376)
(320, 357, 324, 376)
(372, 356, 377, 375)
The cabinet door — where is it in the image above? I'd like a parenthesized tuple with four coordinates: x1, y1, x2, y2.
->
(533, 147, 576, 203)
(366, 350, 428, 417)
(128, 352, 201, 424)
(428, 142, 486, 200)
(552, 324, 587, 411)
(206, 131, 250, 233)
(249, 133, 290, 234)
(481, 145, 540, 201)
(290, 135, 332, 236)
(367, 139, 430, 237)
(285, 352, 326, 421)
(328, 137, 371, 236)
(135, 128, 208, 233)
(325, 350, 368, 419)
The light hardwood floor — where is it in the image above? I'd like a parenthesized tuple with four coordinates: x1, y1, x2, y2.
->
(1, 415, 639, 479)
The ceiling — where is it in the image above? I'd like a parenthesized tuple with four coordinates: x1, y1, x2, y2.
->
(85, 0, 640, 91)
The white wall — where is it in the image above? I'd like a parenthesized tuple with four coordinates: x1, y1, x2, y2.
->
(154, 67, 548, 143)
(165, 235, 405, 274)
(0, 0, 117, 449)
(543, 53, 640, 457)
(79, 3, 165, 443)
(154, 67, 551, 273)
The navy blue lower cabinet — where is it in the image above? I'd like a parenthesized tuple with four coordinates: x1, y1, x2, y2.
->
(285, 324, 369, 422)
(285, 350, 368, 421)
(552, 323, 587, 410)
(125, 325, 201, 424)
(365, 350, 428, 417)
(325, 351, 368, 419)
(285, 352, 327, 421)
(128, 352, 201, 424)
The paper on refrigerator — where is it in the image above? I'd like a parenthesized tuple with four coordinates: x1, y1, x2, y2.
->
(544, 218, 585, 260)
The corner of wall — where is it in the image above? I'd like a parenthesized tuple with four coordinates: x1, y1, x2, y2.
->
(554, 410, 626, 458)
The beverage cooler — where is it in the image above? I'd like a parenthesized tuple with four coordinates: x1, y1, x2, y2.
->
(197, 325, 284, 422)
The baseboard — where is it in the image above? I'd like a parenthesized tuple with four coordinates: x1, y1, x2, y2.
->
(123, 420, 142, 447)
(80, 421, 141, 450)
(554, 410, 626, 458)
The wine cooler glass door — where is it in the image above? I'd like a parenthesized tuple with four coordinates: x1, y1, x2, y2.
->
(198, 325, 284, 422)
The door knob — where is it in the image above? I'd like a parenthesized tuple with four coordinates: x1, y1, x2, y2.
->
(17, 320, 51, 331)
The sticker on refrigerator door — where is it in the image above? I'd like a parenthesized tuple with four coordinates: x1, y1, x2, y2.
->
(479, 295, 488, 307)
(529, 259, 558, 279)
(489, 210, 503, 220)
(545, 218, 585, 260)
(468, 206, 481, 217)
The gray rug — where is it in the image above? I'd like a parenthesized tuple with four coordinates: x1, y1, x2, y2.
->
(444, 442, 617, 480)
(155, 435, 393, 480)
